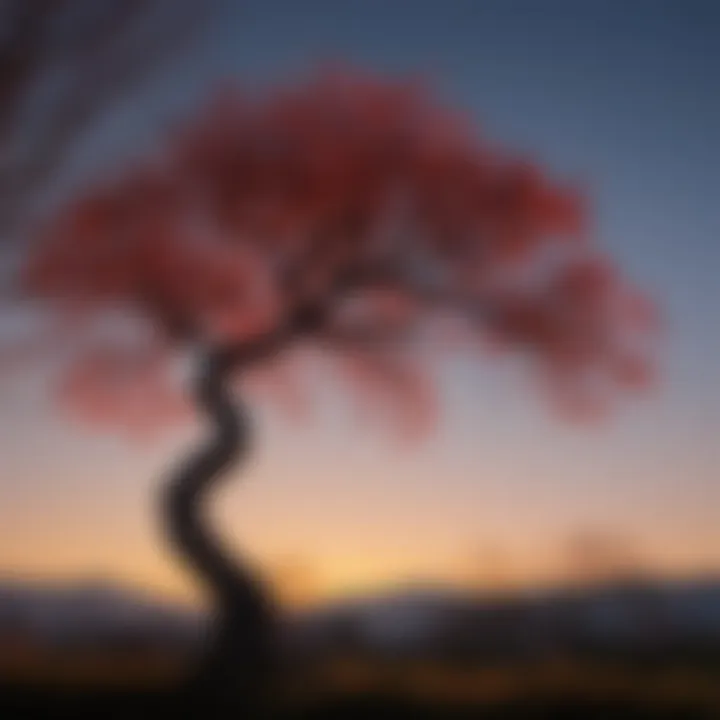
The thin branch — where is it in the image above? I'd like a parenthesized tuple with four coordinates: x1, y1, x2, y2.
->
(0, 0, 214, 238)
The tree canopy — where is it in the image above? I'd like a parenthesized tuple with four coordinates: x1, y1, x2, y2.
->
(12, 69, 657, 438)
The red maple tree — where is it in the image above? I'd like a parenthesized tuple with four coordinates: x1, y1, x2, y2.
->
(6, 68, 658, 706)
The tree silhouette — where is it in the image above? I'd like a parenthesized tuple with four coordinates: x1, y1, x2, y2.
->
(0, 0, 211, 241)
(5, 69, 657, 712)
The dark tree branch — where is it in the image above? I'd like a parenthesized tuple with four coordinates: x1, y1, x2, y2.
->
(0, 0, 214, 238)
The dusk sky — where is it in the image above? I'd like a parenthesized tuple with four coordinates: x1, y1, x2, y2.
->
(0, 0, 718, 606)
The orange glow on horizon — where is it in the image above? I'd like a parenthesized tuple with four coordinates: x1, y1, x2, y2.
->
(3, 530, 720, 612)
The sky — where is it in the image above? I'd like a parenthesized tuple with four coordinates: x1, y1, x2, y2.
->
(0, 0, 718, 606)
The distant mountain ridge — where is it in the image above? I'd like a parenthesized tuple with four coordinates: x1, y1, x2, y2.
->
(0, 578, 203, 647)
(1, 576, 719, 657)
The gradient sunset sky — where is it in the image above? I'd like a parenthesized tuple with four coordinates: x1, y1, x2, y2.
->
(0, 0, 718, 606)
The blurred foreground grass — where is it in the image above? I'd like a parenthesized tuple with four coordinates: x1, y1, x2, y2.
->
(1, 649, 719, 718)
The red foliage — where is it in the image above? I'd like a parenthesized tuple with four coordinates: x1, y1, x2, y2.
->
(16, 69, 656, 436)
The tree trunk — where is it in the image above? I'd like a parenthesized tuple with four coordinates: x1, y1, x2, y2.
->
(161, 348, 278, 715)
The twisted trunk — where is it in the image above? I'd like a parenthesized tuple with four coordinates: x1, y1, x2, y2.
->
(161, 348, 277, 712)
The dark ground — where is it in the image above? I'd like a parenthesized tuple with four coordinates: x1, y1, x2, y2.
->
(0, 684, 718, 719)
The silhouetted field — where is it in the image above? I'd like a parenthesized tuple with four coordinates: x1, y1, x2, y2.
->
(2, 579, 719, 717)
(2, 688, 719, 720)
(1, 656, 719, 719)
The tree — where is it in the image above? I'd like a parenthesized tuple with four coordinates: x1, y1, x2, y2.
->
(0, 0, 212, 241)
(3, 69, 657, 711)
